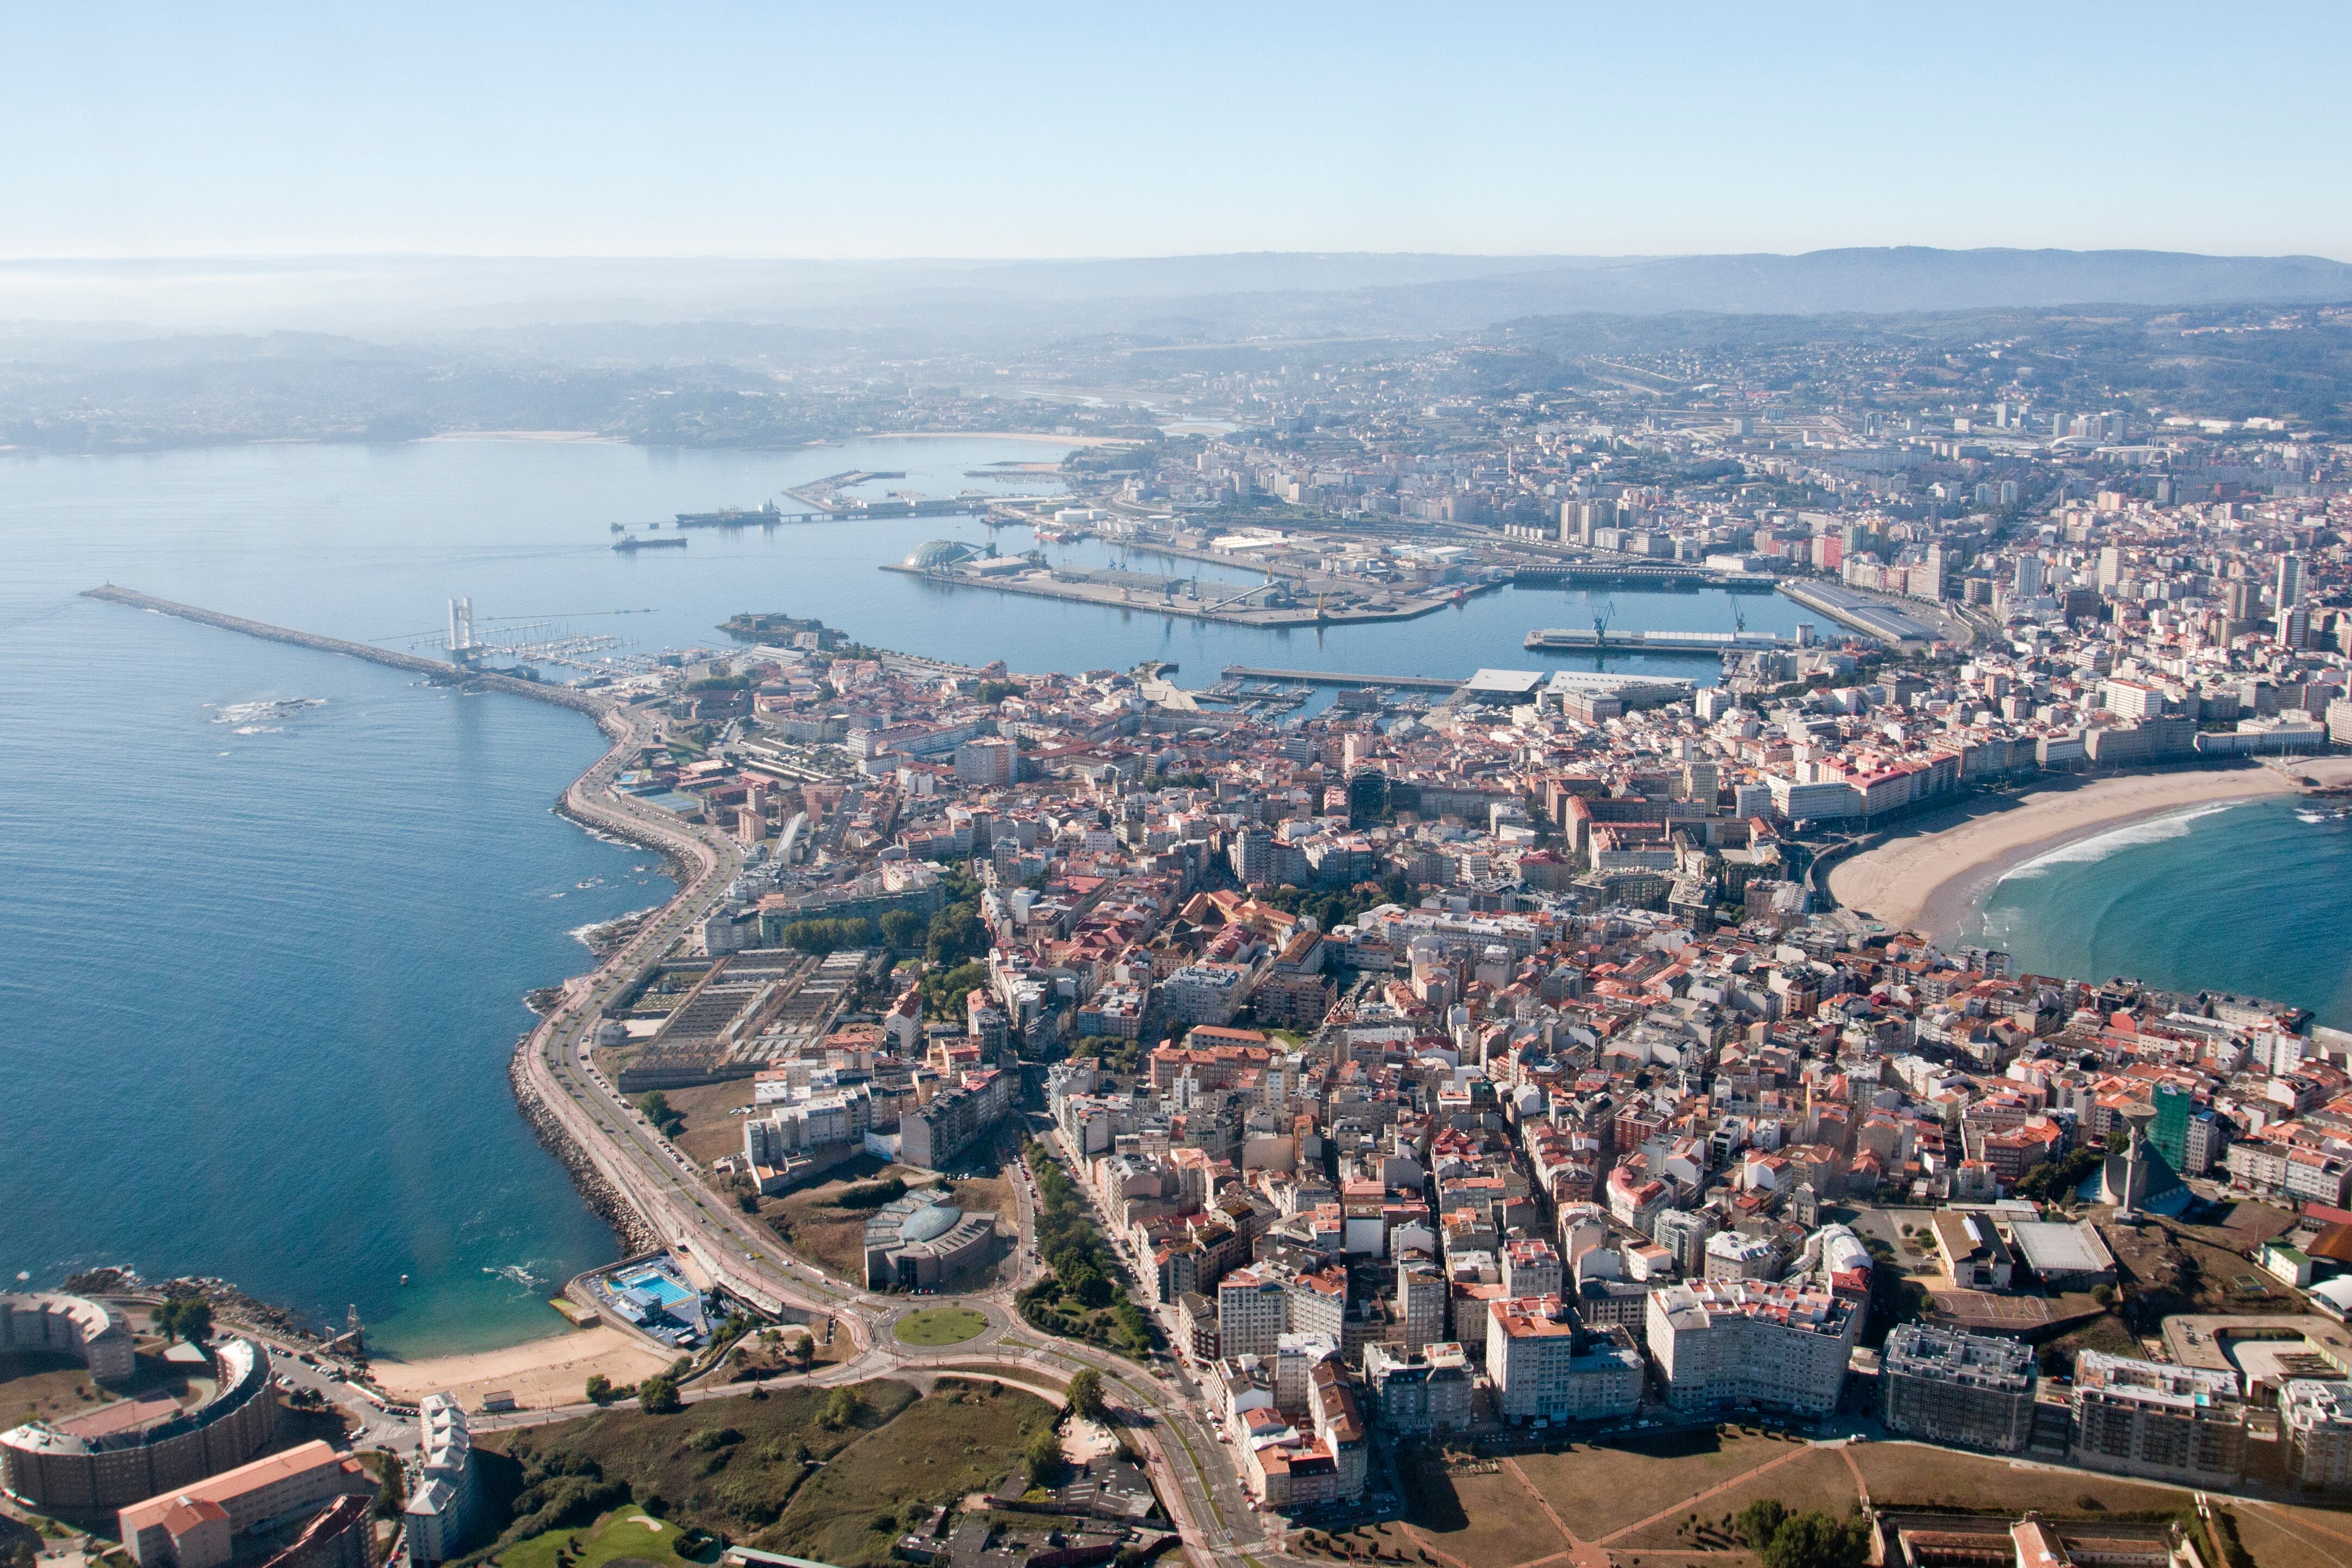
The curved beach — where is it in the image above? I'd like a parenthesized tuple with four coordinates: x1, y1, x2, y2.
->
(1827, 757, 2352, 942)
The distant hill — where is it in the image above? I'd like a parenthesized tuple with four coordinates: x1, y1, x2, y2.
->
(4, 247, 2348, 338)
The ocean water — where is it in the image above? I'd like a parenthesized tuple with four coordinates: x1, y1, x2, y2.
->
(1953, 796, 2352, 1030)
(0, 437, 1830, 1355)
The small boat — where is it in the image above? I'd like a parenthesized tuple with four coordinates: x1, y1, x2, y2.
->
(399, 1274, 411, 1286)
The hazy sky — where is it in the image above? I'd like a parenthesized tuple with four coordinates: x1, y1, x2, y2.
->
(13, 2, 2351, 259)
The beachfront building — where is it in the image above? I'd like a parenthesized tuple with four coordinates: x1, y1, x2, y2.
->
(120, 1442, 374, 1568)
(404, 1393, 477, 1568)
(2, 1337, 277, 1513)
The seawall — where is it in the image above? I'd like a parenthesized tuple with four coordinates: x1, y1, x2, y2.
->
(507, 1038, 661, 1256)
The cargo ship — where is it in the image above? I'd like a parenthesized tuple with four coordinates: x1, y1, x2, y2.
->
(674, 501, 783, 528)
(613, 537, 688, 552)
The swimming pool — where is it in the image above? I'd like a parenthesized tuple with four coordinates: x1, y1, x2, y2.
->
(616, 1266, 694, 1306)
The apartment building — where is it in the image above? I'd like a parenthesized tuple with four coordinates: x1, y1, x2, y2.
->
(1361, 1342, 1474, 1435)
(1879, 1324, 2037, 1453)
(2071, 1351, 2246, 1488)
(1646, 1280, 1854, 1417)
(1487, 1296, 1643, 1424)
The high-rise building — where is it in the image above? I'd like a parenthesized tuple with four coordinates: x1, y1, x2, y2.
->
(1880, 1324, 2037, 1452)
(2278, 553, 2306, 611)
(2097, 545, 2124, 591)
(1486, 1297, 1643, 1424)
(953, 737, 1018, 786)
(2012, 555, 2045, 598)
(1362, 1342, 1474, 1434)
(2071, 1351, 2246, 1486)
(1646, 1279, 1855, 1416)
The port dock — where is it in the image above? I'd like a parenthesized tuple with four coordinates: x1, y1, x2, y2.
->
(1511, 563, 1779, 591)
(1217, 665, 1466, 692)
(1523, 627, 1803, 652)
(882, 557, 1491, 628)
(1774, 580, 1945, 644)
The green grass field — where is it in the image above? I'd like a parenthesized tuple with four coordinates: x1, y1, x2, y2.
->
(480, 1377, 1053, 1568)
(493, 1509, 710, 1568)
(894, 1308, 988, 1346)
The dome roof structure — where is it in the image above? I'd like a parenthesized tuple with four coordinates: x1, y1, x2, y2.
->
(905, 539, 979, 570)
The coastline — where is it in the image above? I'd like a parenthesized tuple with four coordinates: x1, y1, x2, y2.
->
(1827, 758, 2352, 942)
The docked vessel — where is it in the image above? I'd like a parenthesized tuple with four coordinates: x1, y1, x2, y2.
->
(674, 501, 783, 527)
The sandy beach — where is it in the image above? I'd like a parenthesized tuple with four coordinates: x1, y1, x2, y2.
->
(1827, 757, 2352, 942)
(371, 1324, 672, 1411)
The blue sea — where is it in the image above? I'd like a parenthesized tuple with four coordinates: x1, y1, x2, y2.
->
(0, 435, 1920, 1355)
(1951, 796, 2352, 1031)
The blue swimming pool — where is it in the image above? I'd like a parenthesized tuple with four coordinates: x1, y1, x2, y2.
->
(616, 1266, 694, 1305)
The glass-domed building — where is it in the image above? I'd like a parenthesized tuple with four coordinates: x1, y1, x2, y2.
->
(904, 539, 981, 571)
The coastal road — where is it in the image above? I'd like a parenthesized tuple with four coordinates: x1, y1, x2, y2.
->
(508, 706, 1290, 1568)
(73, 590, 1299, 1568)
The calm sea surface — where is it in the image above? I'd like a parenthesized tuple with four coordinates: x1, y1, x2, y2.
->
(1951, 797, 2352, 1031)
(0, 436, 1890, 1353)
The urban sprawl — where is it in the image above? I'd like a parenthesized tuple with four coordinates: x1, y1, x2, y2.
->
(18, 326, 2352, 1568)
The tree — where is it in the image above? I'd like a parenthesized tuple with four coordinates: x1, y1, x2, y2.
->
(821, 1386, 860, 1430)
(637, 1091, 684, 1137)
(1760, 1512, 1867, 1568)
(1734, 1500, 1789, 1551)
(156, 1297, 213, 1345)
(1067, 1368, 1106, 1422)
(924, 904, 985, 966)
(636, 1373, 681, 1414)
(1024, 1424, 1063, 1486)
(879, 909, 926, 951)
(585, 1374, 613, 1406)
(368, 1450, 407, 1520)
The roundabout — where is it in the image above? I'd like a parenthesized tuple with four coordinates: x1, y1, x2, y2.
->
(892, 1305, 990, 1346)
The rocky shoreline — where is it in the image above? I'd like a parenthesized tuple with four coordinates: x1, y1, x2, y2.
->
(507, 1037, 661, 1256)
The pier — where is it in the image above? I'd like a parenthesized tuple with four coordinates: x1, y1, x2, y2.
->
(1511, 563, 1780, 591)
(1218, 665, 1466, 691)
(81, 586, 613, 718)
(1523, 627, 1801, 652)
(882, 558, 1485, 628)
(1774, 579, 1944, 645)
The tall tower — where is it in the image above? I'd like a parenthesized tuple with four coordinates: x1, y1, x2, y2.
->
(448, 598, 476, 662)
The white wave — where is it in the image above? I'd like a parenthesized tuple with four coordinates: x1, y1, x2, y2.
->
(482, 1262, 546, 1290)
(1999, 801, 2237, 883)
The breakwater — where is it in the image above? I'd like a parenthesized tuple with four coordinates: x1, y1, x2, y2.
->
(507, 1040, 660, 1256)
(82, 584, 612, 719)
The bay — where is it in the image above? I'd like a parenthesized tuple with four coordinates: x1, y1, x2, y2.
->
(1952, 797, 2352, 1031)
(0, 435, 1803, 1354)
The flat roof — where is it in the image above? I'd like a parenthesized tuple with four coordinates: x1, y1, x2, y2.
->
(2008, 1219, 2114, 1274)
(1466, 668, 1547, 694)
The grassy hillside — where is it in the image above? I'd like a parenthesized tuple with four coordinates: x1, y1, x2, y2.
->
(477, 1378, 1054, 1568)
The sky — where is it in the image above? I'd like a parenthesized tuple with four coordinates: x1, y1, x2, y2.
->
(9, 2, 2352, 260)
